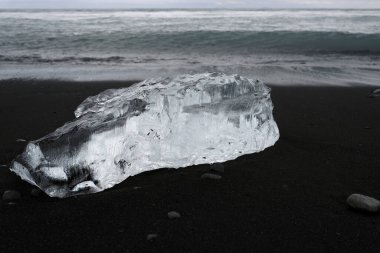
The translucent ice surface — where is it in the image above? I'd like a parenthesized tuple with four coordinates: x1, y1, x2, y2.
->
(10, 73, 280, 198)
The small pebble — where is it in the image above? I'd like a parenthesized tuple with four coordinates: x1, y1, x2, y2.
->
(210, 163, 224, 173)
(16, 139, 27, 142)
(167, 211, 181, 219)
(0, 164, 7, 168)
(2, 190, 21, 201)
(368, 89, 380, 98)
(201, 173, 222, 180)
(30, 188, 43, 197)
(347, 193, 380, 213)
(133, 186, 142, 190)
(146, 234, 158, 241)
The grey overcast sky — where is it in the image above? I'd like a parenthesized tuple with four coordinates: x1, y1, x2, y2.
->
(0, 0, 380, 9)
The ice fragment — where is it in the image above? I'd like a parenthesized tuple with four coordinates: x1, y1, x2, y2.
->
(10, 73, 279, 198)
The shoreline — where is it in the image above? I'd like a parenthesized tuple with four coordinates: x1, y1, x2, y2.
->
(1, 51, 380, 87)
(1, 79, 380, 252)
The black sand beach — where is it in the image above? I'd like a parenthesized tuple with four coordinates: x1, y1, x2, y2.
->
(1, 79, 380, 252)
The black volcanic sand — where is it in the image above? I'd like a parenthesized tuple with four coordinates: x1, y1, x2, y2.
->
(1, 79, 380, 252)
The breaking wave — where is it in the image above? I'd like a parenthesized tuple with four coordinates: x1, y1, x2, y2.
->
(1, 31, 380, 63)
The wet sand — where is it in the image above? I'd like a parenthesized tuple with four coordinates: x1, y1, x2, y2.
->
(0, 79, 380, 252)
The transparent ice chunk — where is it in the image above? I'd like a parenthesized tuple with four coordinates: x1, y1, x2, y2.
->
(10, 73, 280, 198)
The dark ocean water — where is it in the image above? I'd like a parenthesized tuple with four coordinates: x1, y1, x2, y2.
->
(0, 9, 379, 85)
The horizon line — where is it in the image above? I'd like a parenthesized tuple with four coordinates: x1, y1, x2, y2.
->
(0, 7, 379, 10)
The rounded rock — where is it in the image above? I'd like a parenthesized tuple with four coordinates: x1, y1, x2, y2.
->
(2, 190, 21, 201)
(167, 211, 181, 219)
(210, 163, 224, 173)
(146, 234, 158, 240)
(347, 193, 380, 213)
(201, 173, 222, 180)
(368, 89, 380, 98)
(30, 188, 43, 197)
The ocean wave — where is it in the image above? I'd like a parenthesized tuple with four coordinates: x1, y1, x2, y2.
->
(0, 55, 125, 64)
(1, 31, 379, 58)
(1, 56, 379, 86)
(132, 31, 380, 55)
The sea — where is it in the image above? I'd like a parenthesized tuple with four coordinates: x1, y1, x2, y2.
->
(0, 9, 379, 85)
